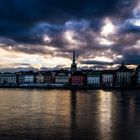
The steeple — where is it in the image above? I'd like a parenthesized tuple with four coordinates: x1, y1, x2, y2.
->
(73, 49, 76, 64)
(71, 49, 77, 73)
(119, 61, 127, 71)
(122, 61, 124, 66)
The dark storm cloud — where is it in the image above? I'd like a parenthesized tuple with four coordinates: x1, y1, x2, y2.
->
(123, 54, 140, 64)
(0, 0, 139, 68)
(0, 0, 137, 43)
(80, 60, 115, 65)
(0, 67, 39, 72)
(13, 63, 31, 66)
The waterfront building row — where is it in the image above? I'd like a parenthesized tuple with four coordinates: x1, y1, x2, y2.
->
(0, 63, 139, 88)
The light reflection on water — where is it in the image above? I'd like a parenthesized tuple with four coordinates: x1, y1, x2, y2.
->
(0, 89, 140, 140)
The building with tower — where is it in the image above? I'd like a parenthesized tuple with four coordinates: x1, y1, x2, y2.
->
(71, 71, 86, 86)
(116, 62, 132, 87)
(71, 49, 77, 73)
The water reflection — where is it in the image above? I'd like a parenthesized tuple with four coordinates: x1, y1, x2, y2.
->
(97, 90, 114, 140)
(70, 90, 77, 129)
(0, 89, 140, 139)
(69, 90, 77, 140)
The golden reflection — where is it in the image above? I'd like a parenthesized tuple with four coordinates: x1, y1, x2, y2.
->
(97, 90, 113, 140)
(0, 89, 72, 130)
(32, 90, 71, 128)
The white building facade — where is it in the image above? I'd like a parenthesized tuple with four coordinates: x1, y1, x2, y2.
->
(24, 75, 34, 83)
(116, 72, 131, 87)
(116, 62, 131, 87)
(87, 73, 100, 87)
(0, 73, 17, 85)
(18, 72, 35, 84)
(55, 73, 69, 84)
(102, 73, 114, 87)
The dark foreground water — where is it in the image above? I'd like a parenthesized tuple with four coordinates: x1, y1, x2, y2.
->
(0, 89, 140, 140)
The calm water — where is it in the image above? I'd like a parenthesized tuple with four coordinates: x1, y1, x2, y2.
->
(0, 89, 140, 140)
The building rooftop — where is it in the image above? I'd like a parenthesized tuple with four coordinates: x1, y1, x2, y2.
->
(117, 62, 129, 71)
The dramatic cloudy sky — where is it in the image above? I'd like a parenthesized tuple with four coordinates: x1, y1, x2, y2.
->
(0, 0, 140, 71)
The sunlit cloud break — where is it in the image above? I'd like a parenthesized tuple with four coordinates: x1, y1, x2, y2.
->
(0, 0, 139, 71)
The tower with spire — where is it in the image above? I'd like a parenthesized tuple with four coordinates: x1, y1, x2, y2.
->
(119, 61, 127, 71)
(71, 49, 77, 73)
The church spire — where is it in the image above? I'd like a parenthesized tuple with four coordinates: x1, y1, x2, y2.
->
(71, 49, 77, 73)
(122, 61, 124, 66)
(73, 49, 76, 64)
